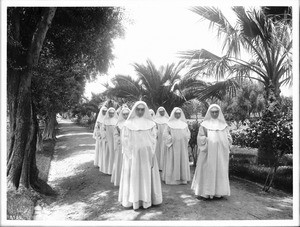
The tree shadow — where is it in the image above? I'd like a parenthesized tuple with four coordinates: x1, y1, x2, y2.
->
(53, 134, 95, 161)
(39, 158, 294, 221)
(36, 121, 293, 221)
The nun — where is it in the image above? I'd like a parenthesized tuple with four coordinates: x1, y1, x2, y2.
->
(153, 107, 169, 171)
(149, 109, 155, 119)
(100, 107, 118, 175)
(111, 106, 130, 186)
(93, 106, 107, 167)
(162, 107, 191, 185)
(191, 104, 232, 200)
(118, 101, 162, 210)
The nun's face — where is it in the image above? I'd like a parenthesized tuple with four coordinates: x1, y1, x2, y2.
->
(210, 109, 219, 119)
(135, 104, 145, 118)
(102, 109, 107, 116)
(159, 109, 165, 116)
(122, 111, 129, 120)
(174, 112, 181, 119)
(108, 111, 115, 118)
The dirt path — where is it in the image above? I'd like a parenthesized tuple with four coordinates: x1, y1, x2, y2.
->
(33, 119, 293, 221)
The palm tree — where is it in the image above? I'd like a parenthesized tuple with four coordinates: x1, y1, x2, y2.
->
(104, 60, 238, 114)
(179, 6, 292, 108)
(179, 7, 292, 192)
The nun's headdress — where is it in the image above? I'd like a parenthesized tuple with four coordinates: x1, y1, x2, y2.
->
(103, 107, 118, 126)
(124, 101, 156, 131)
(154, 106, 169, 124)
(201, 104, 227, 130)
(167, 107, 188, 129)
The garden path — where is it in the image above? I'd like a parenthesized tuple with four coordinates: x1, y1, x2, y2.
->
(33, 119, 293, 222)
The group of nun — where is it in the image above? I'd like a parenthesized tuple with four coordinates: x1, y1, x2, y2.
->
(93, 101, 232, 210)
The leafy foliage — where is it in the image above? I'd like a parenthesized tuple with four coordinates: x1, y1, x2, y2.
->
(221, 80, 265, 128)
(180, 6, 292, 100)
(231, 129, 259, 148)
(255, 102, 293, 166)
(231, 96, 292, 166)
(188, 121, 201, 166)
(105, 60, 238, 113)
(229, 162, 292, 193)
(32, 7, 125, 122)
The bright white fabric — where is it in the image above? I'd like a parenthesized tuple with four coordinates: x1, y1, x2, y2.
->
(191, 104, 233, 198)
(103, 107, 118, 125)
(149, 109, 155, 119)
(154, 107, 169, 124)
(201, 104, 227, 130)
(155, 123, 168, 171)
(162, 124, 191, 185)
(99, 108, 117, 175)
(124, 101, 156, 131)
(93, 106, 107, 166)
(116, 107, 130, 130)
(118, 101, 162, 209)
(111, 107, 130, 186)
(166, 107, 188, 129)
(154, 107, 169, 170)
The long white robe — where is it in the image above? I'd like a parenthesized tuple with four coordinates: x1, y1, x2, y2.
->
(191, 125, 232, 197)
(111, 126, 122, 186)
(118, 126, 162, 209)
(162, 126, 191, 185)
(99, 124, 115, 175)
(155, 123, 168, 170)
(93, 123, 101, 167)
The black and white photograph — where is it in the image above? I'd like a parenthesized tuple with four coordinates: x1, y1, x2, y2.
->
(1, 0, 299, 226)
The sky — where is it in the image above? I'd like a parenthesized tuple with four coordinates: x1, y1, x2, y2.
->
(84, 5, 293, 99)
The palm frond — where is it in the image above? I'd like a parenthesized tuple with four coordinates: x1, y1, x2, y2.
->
(178, 49, 222, 61)
(195, 79, 239, 101)
(191, 7, 235, 36)
(104, 74, 142, 101)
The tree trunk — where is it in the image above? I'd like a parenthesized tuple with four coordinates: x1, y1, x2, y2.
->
(7, 7, 57, 191)
(43, 111, 57, 140)
(7, 70, 33, 189)
(36, 127, 44, 153)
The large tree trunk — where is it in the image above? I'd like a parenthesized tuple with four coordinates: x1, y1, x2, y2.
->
(257, 82, 281, 166)
(42, 111, 57, 140)
(36, 126, 44, 153)
(7, 7, 57, 191)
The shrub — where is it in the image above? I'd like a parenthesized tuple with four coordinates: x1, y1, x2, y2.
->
(188, 121, 200, 166)
(231, 128, 259, 148)
(278, 153, 293, 166)
(229, 162, 292, 193)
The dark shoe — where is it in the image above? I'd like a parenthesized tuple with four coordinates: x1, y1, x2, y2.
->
(196, 196, 209, 201)
(213, 196, 223, 200)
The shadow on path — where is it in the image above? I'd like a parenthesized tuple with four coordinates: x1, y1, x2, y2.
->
(34, 119, 293, 221)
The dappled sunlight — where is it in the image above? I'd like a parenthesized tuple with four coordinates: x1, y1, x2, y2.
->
(266, 207, 283, 212)
(79, 144, 95, 147)
(57, 145, 67, 149)
(57, 132, 93, 138)
(35, 121, 293, 221)
(48, 154, 94, 182)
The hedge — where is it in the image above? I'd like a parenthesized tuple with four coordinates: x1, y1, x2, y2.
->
(229, 161, 292, 193)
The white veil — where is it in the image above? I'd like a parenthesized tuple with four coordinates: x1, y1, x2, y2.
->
(95, 106, 108, 124)
(124, 101, 156, 131)
(154, 106, 169, 124)
(201, 104, 228, 130)
(167, 107, 188, 129)
(116, 107, 131, 129)
(103, 107, 118, 126)
(149, 109, 155, 119)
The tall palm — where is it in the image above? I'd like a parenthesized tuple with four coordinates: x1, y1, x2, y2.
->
(180, 7, 292, 192)
(180, 7, 292, 107)
(104, 59, 238, 114)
